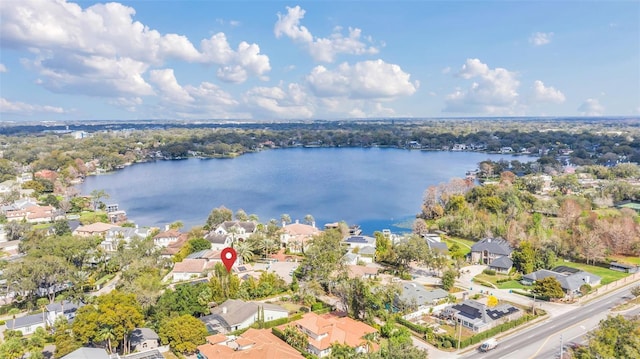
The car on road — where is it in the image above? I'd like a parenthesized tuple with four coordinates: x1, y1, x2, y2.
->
(479, 338, 498, 352)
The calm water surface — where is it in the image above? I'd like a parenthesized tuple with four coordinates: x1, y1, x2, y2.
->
(78, 148, 534, 235)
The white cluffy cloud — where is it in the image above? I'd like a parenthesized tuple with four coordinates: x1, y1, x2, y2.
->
(274, 5, 379, 62)
(444, 58, 520, 114)
(0, 0, 270, 97)
(578, 98, 605, 116)
(532, 80, 566, 103)
(529, 32, 554, 46)
(0, 97, 65, 114)
(306, 59, 418, 99)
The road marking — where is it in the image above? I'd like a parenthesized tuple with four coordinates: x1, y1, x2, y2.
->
(499, 349, 518, 359)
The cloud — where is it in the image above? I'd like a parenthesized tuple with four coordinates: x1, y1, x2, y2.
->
(108, 97, 143, 112)
(149, 69, 194, 104)
(274, 5, 379, 62)
(0, 97, 65, 114)
(306, 59, 418, 99)
(578, 98, 605, 116)
(0, 64, 6, 72)
(532, 80, 565, 103)
(244, 83, 314, 119)
(0, 0, 270, 98)
(444, 58, 520, 114)
(529, 32, 553, 46)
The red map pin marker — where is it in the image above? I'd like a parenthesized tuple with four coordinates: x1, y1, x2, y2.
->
(221, 247, 237, 273)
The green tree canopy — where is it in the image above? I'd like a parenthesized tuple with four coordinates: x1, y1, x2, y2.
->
(532, 276, 565, 299)
(158, 314, 208, 354)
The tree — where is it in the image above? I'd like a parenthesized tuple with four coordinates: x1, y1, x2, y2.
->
(393, 234, 432, 271)
(235, 209, 249, 221)
(486, 295, 498, 307)
(532, 277, 565, 299)
(233, 239, 255, 263)
(204, 206, 232, 229)
(304, 214, 315, 225)
(282, 325, 308, 351)
(441, 268, 457, 291)
(512, 241, 536, 274)
(0, 337, 26, 359)
(576, 315, 640, 359)
(159, 314, 208, 354)
(374, 231, 394, 263)
(90, 189, 109, 211)
(301, 229, 345, 291)
(52, 219, 72, 236)
(155, 283, 210, 318)
(53, 317, 79, 358)
(72, 291, 144, 354)
(412, 219, 428, 235)
(188, 237, 211, 252)
(630, 285, 640, 298)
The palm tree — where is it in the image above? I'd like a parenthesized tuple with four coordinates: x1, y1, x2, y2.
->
(98, 326, 116, 354)
(233, 240, 254, 264)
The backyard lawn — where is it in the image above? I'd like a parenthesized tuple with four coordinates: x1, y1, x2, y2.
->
(556, 260, 630, 285)
(444, 237, 475, 256)
(608, 255, 640, 266)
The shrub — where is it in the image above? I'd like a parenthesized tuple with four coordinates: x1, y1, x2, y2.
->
(483, 269, 496, 275)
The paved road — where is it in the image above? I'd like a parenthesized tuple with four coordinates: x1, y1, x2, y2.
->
(461, 284, 638, 359)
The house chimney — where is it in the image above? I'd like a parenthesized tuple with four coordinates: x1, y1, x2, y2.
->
(164, 224, 170, 232)
(312, 221, 316, 228)
(296, 219, 299, 224)
(584, 276, 590, 284)
(223, 306, 227, 314)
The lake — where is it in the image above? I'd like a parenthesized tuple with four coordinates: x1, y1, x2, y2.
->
(77, 148, 534, 235)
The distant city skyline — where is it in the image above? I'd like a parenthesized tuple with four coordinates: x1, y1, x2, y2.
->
(1, 1, 639, 122)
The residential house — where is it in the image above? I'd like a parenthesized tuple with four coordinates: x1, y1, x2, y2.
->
(424, 233, 449, 255)
(488, 256, 513, 274)
(101, 226, 151, 252)
(343, 235, 376, 250)
(160, 233, 189, 258)
(205, 231, 234, 251)
(286, 312, 378, 358)
(6, 300, 83, 335)
(199, 299, 289, 334)
(197, 328, 303, 359)
(0, 240, 20, 258)
(521, 267, 601, 296)
(5, 313, 47, 335)
(153, 228, 183, 247)
(171, 258, 209, 282)
(470, 237, 513, 265)
(62, 348, 110, 359)
(5, 204, 61, 223)
(73, 222, 118, 238)
(346, 265, 378, 280)
(213, 221, 257, 243)
(280, 221, 321, 253)
(395, 282, 449, 312)
(130, 327, 160, 352)
(443, 300, 522, 332)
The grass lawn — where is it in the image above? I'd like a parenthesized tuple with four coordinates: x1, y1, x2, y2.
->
(556, 260, 629, 285)
(444, 236, 475, 257)
(497, 280, 527, 290)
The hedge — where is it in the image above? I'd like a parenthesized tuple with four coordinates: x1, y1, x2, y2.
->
(397, 317, 431, 334)
(456, 314, 537, 348)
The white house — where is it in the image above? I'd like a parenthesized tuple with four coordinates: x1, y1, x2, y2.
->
(199, 299, 288, 334)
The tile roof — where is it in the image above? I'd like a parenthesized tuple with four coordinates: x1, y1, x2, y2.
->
(198, 328, 303, 359)
(283, 223, 321, 236)
(153, 229, 182, 239)
(290, 312, 377, 352)
(74, 222, 118, 234)
(172, 258, 206, 273)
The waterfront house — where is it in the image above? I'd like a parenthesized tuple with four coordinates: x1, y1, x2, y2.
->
(153, 227, 183, 247)
(280, 221, 321, 253)
(171, 258, 209, 282)
(213, 221, 257, 242)
(102, 226, 151, 252)
(73, 222, 118, 238)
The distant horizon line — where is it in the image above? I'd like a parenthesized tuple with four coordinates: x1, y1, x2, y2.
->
(2, 115, 639, 126)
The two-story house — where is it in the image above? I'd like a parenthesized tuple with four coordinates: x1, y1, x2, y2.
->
(470, 237, 513, 265)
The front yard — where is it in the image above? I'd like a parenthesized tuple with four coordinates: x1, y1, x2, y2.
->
(557, 260, 630, 285)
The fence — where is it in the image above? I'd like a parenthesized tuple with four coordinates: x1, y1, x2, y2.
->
(579, 270, 640, 303)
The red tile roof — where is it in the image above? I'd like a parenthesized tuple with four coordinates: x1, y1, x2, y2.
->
(198, 328, 303, 359)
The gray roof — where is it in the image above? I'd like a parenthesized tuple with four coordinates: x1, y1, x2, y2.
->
(7, 313, 44, 329)
(396, 282, 449, 307)
(426, 238, 449, 253)
(46, 300, 82, 314)
(202, 299, 287, 330)
(344, 235, 375, 245)
(470, 238, 513, 256)
(187, 249, 212, 259)
(219, 221, 256, 233)
(523, 269, 601, 292)
(205, 232, 228, 244)
(489, 256, 513, 270)
(358, 246, 376, 256)
(62, 347, 110, 359)
(451, 300, 519, 324)
(130, 327, 160, 347)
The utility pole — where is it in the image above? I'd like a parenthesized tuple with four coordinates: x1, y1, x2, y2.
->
(457, 318, 462, 350)
(560, 334, 564, 359)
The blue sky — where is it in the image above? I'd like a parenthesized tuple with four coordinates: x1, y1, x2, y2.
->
(1, 0, 638, 122)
